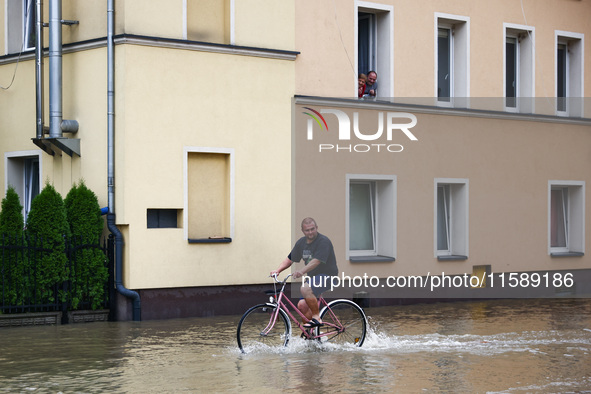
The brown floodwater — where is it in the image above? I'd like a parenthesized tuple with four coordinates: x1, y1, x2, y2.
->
(1, 298, 590, 393)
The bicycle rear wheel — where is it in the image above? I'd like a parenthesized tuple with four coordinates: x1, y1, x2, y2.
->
(237, 303, 291, 353)
(319, 299, 367, 347)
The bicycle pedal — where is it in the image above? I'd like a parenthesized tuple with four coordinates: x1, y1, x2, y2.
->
(300, 329, 313, 339)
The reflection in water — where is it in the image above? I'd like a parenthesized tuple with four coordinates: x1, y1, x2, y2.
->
(0, 299, 590, 393)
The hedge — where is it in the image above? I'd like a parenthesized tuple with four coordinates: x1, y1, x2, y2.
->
(1, 181, 108, 311)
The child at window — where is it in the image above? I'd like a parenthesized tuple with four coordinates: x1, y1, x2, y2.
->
(358, 74, 367, 98)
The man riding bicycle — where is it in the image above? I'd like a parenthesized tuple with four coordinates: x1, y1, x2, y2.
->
(270, 217, 338, 329)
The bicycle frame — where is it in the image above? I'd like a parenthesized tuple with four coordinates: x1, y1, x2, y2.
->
(263, 274, 345, 340)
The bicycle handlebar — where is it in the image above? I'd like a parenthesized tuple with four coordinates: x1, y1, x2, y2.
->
(270, 273, 292, 284)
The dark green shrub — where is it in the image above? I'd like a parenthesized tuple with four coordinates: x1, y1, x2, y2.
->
(25, 182, 70, 303)
(65, 181, 107, 310)
(0, 186, 25, 305)
(0, 186, 24, 236)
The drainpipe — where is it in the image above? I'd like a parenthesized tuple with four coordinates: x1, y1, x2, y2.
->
(35, 0, 44, 141)
(107, 0, 141, 321)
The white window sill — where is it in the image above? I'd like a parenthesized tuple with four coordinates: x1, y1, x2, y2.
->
(349, 255, 395, 263)
(550, 252, 584, 257)
(437, 255, 468, 261)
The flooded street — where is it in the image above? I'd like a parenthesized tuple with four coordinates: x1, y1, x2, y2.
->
(1, 298, 590, 393)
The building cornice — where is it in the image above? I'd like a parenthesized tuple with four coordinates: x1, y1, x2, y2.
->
(116, 34, 299, 60)
(0, 34, 299, 65)
(294, 96, 591, 126)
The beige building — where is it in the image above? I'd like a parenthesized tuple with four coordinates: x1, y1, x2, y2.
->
(1, 0, 590, 320)
(292, 0, 591, 301)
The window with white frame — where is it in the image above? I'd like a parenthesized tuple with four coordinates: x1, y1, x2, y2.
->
(5, 0, 36, 54)
(346, 174, 396, 261)
(435, 14, 469, 106)
(549, 181, 585, 256)
(504, 24, 534, 112)
(358, 12, 375, 77)
(556, 31, 584, 116)
(435, 179, 468, 259)
(356, 2, 393, 97)
(5, 152, 41, 221)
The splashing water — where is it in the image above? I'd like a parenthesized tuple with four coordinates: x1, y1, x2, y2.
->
(232, 308, 591, 357)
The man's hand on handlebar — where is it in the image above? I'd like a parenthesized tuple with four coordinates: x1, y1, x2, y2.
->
(292, 271, 304, 279)
(269, 271, 293, 283)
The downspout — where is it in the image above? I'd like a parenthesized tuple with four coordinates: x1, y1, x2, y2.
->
(107, 0, 141, 321)
(35, 0, 44, 141)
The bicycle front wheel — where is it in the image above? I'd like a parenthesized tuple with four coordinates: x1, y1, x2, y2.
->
(319, 299, 367, 347)
(237, 303, 291, 353)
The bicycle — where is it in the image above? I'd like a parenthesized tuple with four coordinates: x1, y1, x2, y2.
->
(237, 274, 367, 353)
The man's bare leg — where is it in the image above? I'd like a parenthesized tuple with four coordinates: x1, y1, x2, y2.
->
(300, 285, 321, 324)
(297, 299, 312, 321)
(305, 297, 320, 321)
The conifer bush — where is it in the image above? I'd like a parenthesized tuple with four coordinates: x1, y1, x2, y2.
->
(25, 182, 71, 303)
(1, 181, 108, 312)
(65, 181, 108, 310)
(0, 186, 25, 305)
(0, 186, 24, 236)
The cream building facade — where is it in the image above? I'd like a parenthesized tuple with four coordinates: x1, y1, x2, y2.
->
(1, 0, 590, 320)
(1, 0, 295, 320)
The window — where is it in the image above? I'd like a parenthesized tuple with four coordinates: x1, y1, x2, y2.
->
(356, 2, 393, 97)
(435, 179, 468, 259)
(358, 12, 375, 78)
(5, 151, 41, 221)
(5, 0, 36, 54)
(556, 31, 584, 116)
(349, 181, 375, 253)
(504, 24, 535, 112)
(147, 209, 180, 229)
(23, 0, 36, 50)
(506, 36, 517, 106)
(437, 27, 452, 102)
(435, 14, 469, 106)
(549, 181, 585, 256)
(557, 43, 567, 112)
(550, 188, 568, 248)
(436, 184, 451, 251)
(346, 174, 396, 262)
(184, 148, 234, 243)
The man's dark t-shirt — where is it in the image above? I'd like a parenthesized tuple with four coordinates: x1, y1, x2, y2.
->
(288, 233, 338, 277)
